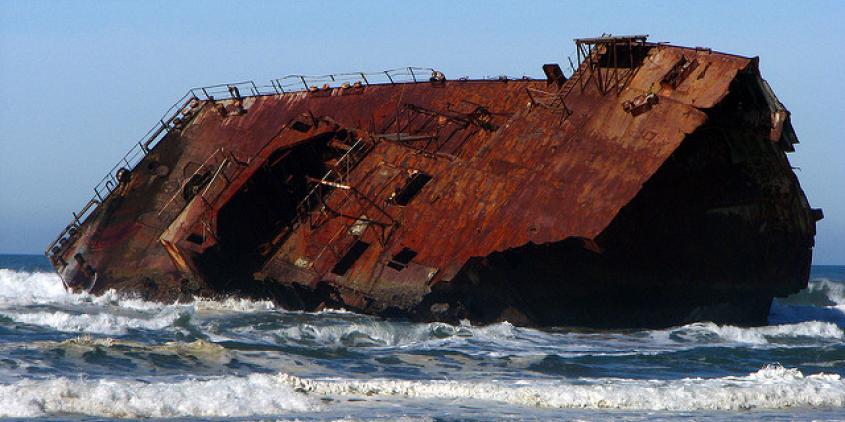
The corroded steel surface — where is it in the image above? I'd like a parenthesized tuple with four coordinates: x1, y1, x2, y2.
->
(47, 37, 820, 327)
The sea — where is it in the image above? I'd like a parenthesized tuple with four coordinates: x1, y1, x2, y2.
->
(0, 254, 842, 421)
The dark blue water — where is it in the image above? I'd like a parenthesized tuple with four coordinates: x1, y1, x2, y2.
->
(0, 254, 843, 421)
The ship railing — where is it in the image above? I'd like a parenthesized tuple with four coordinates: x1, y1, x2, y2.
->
(46, 89, 196, 257)
(185, 151, 248, 245)
(45, 80, 276, 257)
(190, 80, 279, 100)
(272, 67, 436, 93)
(46, 67, 437, 258)
(156, 147, 233, 219)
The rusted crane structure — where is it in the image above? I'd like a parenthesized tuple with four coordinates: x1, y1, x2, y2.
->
(46, 35, 822, 327)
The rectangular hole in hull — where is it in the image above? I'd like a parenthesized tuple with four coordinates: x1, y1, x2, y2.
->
(332, 240, 370, 275)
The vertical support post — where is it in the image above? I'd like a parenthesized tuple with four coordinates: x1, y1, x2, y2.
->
(525, 87, 536, 107)
(594, 44, 603, 94)
(611, 40, 619, 92)
(409, 67, 417, 82)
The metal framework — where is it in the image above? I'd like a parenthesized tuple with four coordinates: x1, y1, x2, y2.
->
(575, 34, 648, 95)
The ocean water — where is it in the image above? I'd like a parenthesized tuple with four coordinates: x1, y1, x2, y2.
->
(0, 255, 843, 421)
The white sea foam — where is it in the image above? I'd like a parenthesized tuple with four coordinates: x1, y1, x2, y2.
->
(0, 269, 275, 310)
(192, 296, 276, 312)
(1, 365, 840, 417)
(222, 315, 844, 356)
(0, 269, 71, 306)
(3, 268, 844, 351)
(808, 279, 845, 304)
(284, 365, 845, 411)
(266, 320, 475, 348)
(0, 373, 315, 418)
(0, 269, 277, 335)
(769, 279, 845, 327)
(664, 321, 844, 345)
(8, 309, 183, 335)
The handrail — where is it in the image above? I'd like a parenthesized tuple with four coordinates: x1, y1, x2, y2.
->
(273, 67, 436, 93)
(157, 148, 229, 218)
(525, 50, 593, 114)
(45, 66, 445, 258)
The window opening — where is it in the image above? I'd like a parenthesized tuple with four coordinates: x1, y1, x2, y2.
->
(187, 233, 203, 245)
(387, 247, 418, 271)
(392, 172, 432, 206)
(331, 240, 370, 275)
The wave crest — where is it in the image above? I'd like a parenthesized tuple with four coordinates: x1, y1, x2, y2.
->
(0, 270, 277, 335)
(282, 364, 845, 411)
(666, 321, 844, 345)
(0, 373, 315, 418)
(1, 365, 840, 417)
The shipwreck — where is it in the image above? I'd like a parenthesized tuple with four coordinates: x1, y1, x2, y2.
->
(45, 35, 822, 328)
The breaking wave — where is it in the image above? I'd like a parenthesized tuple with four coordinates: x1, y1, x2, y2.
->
(8, 308, 183, 335)
(0, 264, 844, 419)
(1, 269, 844, 350)
(0, 373, 315, 418)
(288, 364, 845, 411)
(250, 319, 520, 349)
(0, 269, 70, 306)
(0, 269, 275, 311)
(659, 320, 844, 345)
(0, 365, 840, 417)
(286, 365, 845, 410)
(769, 279, 845, 328)
(0, 269, 276, 335)
(787, 278, 845, 306)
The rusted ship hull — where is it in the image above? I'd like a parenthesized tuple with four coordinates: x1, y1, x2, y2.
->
(46, 36, 821, 328)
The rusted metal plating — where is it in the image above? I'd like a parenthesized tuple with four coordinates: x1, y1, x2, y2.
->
(46, 36, 821, 327)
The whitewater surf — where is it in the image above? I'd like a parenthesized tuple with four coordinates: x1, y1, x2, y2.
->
(0, 256, 843, 420)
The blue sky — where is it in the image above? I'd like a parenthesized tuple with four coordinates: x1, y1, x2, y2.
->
(0, 1, 843, 263)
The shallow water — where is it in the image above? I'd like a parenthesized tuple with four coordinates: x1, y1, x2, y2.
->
(0, 255, 843, 421)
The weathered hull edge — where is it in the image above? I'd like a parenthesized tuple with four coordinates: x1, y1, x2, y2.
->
(47, 37, 821, 328)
